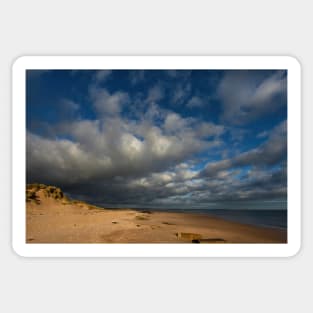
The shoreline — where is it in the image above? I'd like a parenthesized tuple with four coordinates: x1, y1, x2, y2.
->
(26, 184, 287, 244)
(78, 206, 288, 231)
(27, 201, 287, 244)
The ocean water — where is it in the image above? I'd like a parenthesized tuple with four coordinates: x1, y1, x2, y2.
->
(103, 200, 287, 229)
(140, 208, 287, 229)
(199, 209, 287, 229)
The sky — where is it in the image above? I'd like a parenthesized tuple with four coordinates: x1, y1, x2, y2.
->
(26, 69, 287, 210)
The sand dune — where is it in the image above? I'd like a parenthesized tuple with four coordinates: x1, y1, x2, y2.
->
(26, 184, 287, 244)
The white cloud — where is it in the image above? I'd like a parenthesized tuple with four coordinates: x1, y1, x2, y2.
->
(164, 112, 190, 133)
(89, 87, 129, 115)
(28, 100, 224, 192)
(195, 122, 224, 137)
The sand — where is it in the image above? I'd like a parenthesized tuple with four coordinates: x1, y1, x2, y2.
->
(26, 187, 287, 244)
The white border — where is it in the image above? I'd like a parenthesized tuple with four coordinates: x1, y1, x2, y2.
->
(12, 56, 301, 257)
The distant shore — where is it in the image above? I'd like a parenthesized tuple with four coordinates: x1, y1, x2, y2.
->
(26, 185, 287, 244)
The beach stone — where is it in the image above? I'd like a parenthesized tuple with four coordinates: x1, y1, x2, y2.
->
(192, 239, 201, 243)
(176, 232, 202, 240)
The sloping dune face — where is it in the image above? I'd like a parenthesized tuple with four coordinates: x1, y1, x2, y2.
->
(27, 184, 68, 204)
(26, 184, 287, 244)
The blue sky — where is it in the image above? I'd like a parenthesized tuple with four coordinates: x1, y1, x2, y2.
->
(26, 69, 287, 209)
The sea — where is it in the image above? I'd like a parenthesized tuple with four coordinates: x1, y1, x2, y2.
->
(100, 200, 287, 230)
(136, 208, 287, 230)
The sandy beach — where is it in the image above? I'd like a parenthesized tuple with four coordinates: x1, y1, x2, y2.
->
(26, 185, 287, 244)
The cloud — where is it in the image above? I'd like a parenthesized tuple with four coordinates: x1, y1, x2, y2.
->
(27, 94, 227, 206)
(89, 87, 129, 115)
(94, 70, 112, 83)
(186, 96, 204, 108)
(129, 70, 145, 85)
(199, 120, 287, 178)
(234, 120, 287, 167)
(27, 132, 113, 184)
(163, 113, 190, 133)
(256, 130, 269, 139)
(195, 122, 224, 137)
(171, 82, 191, 105)
(218, 70, 287, 124)
(28, 103, 223, 181)
(57, 99, 80, 119)
(146, 85, 164, 103)
(27, 117, 286, 206)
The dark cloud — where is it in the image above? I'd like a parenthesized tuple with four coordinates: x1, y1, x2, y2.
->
(199, 120, 287, 178)
(218, 70, 287, 125)
(27, 119, 286, 206)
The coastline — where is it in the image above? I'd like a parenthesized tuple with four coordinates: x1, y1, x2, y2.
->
(26, 199, 287, 244)
(102, 207, 287, 230)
